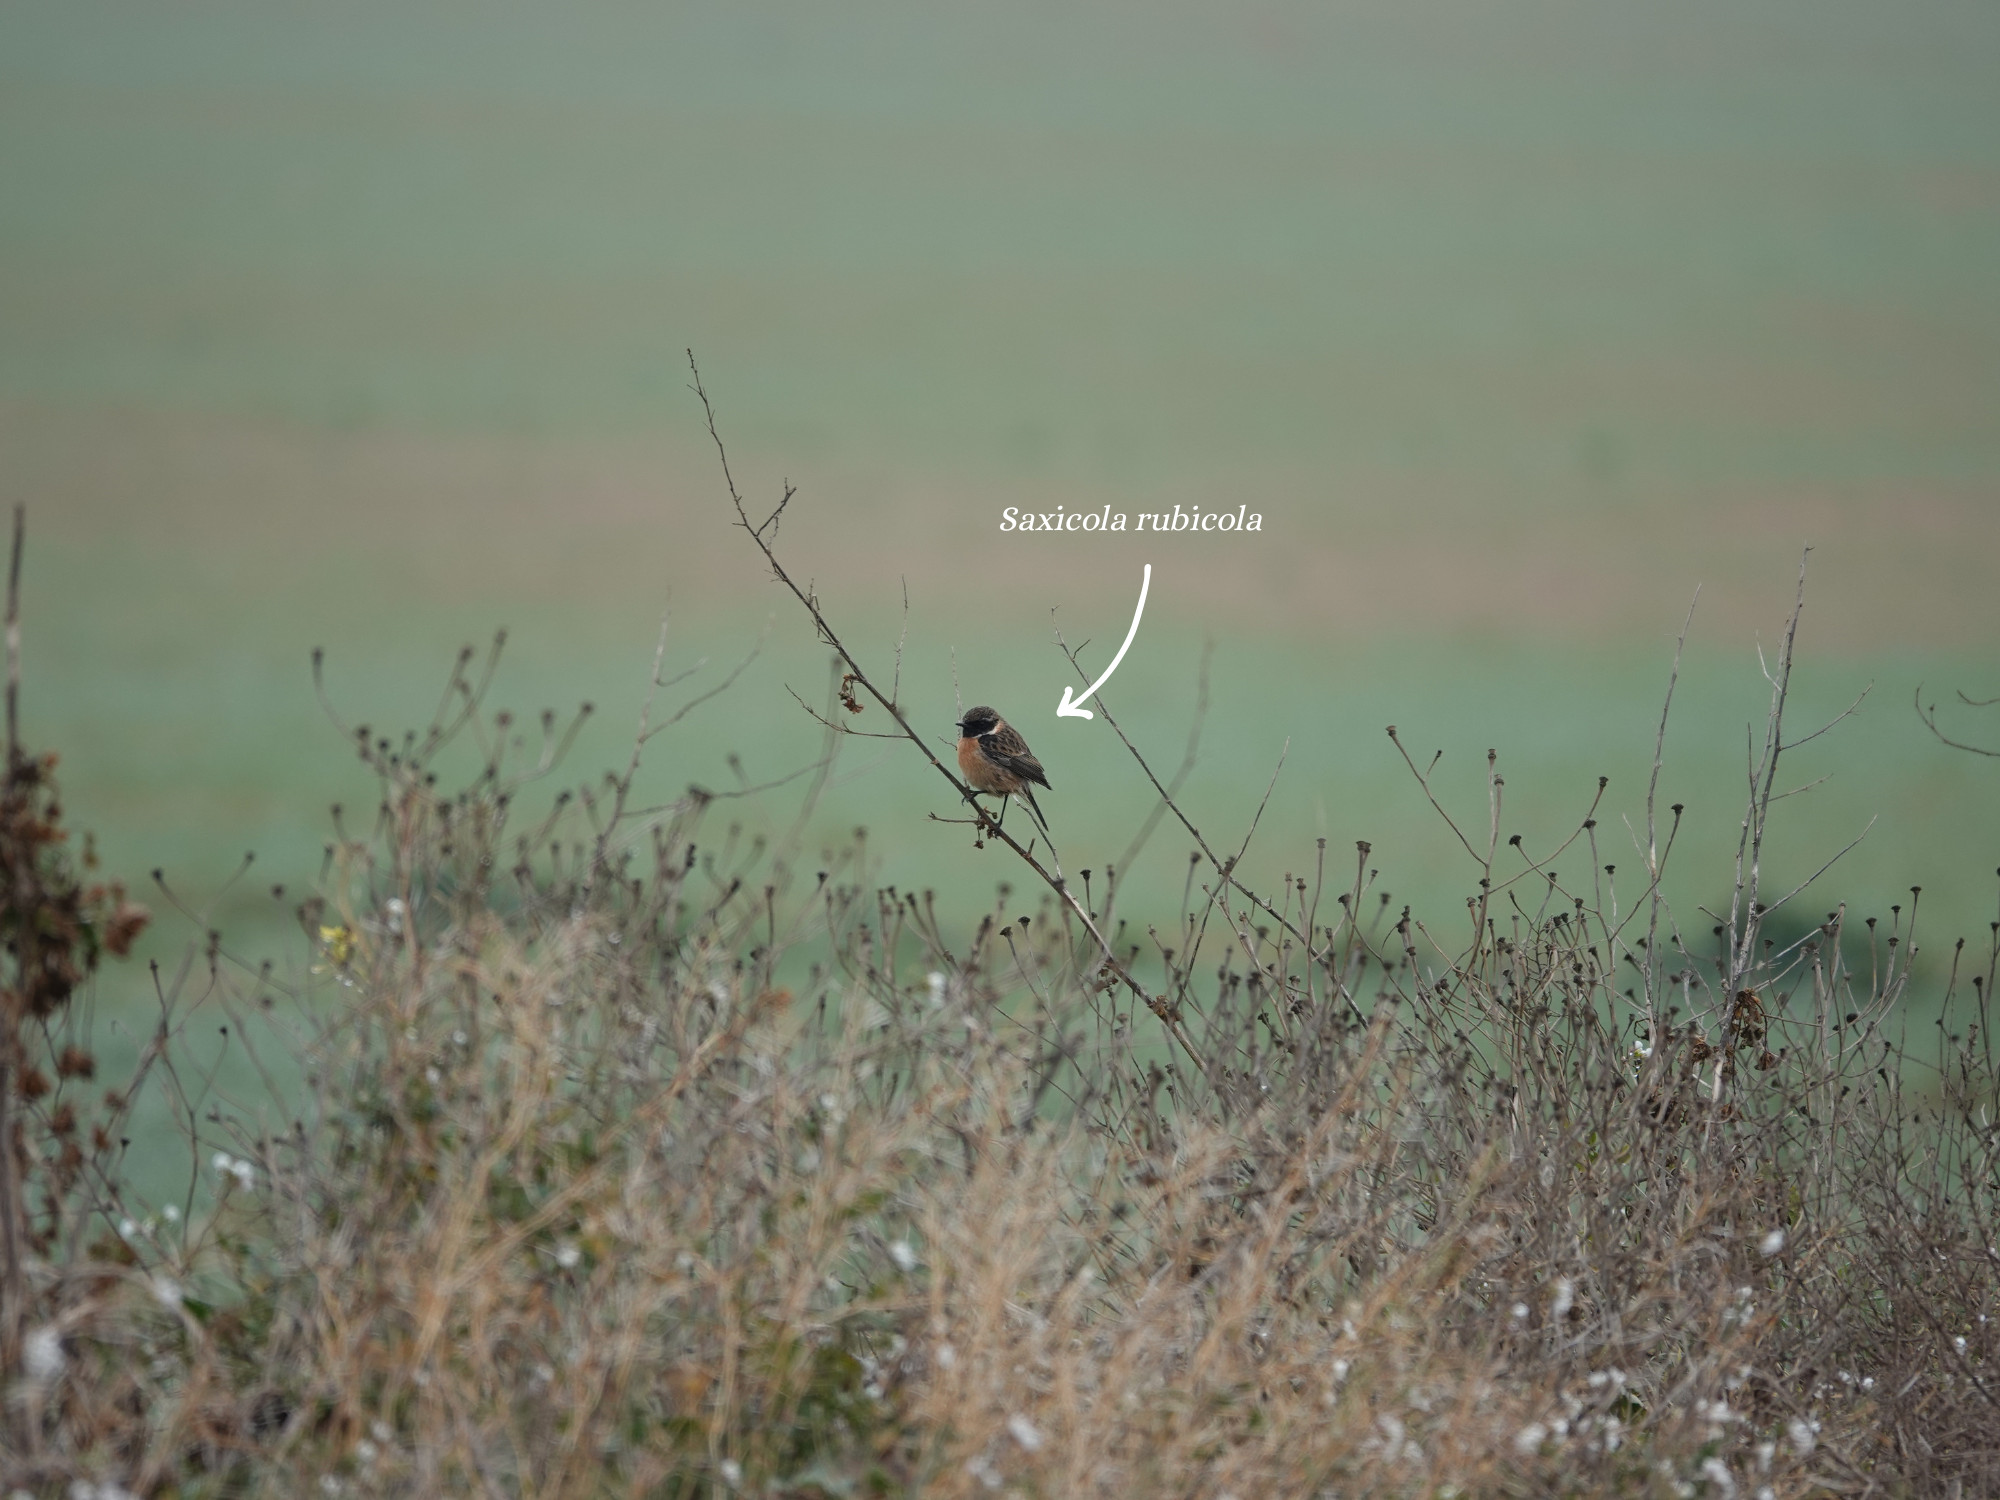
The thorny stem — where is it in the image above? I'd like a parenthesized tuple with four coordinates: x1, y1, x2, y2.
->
(1054, 631, 1314, 956)
(0, 505, 22, 1375)
(4, 505, 19, 765)
(687, 353, 1202, 1070)
(1915, 683, 2000, 758)
(1641, 590, 1700, 1037)
(1714, 550, 1858, 1115)
(1726, 556, 1809, 1008)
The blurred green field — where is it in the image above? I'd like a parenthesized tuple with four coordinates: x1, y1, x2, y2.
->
(3, 0, 1998, 1204)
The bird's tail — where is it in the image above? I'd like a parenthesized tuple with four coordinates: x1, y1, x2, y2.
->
(1017, 784, 1051, 837)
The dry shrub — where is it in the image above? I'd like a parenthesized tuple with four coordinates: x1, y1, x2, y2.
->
(3, 471, 1996, 1498)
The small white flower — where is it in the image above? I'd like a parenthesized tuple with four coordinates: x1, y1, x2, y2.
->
(425, 1066, 442, 1085)
(1756, 1488, 1776, 1500)
(371, 1420, 392, 1444)
(888, 1240, 917, 1272)
(212, 1151, 235, 1175)
(936, 1343, 956, 1370)
(1007, 1413, 1044, 1451)
(926, 971, 948, 1005)
(1331, 1357, 1351, 1382)
(1699, 1457, 1736, 1496)
(385, 897, 406, 917)
(23, 1325, 65, 1383)
(719, 1459, 742, 1486)
(231, 1158, 256, 1190)
(1954, 1335, 1968, 1354)
(1511, 1302, 1529, 1321)
(1550, 1278, 1575, 1319)
(320, 1478, 342, 1497)
(1787, 1417, 1816, 1456)
(1514, 1421, 1548, 1453)
(1754, 1441, 1775, 1472)
(118, 1217, 137, 1238)
(452, 1030, 467, 1046)
(1759, 1228, 1785, 1256)
(152, 1274, 183, 1310)
(554, 1242, 582, 1270)
(161, 1203, 180, 1222)
(355, 1440, 378, 1464)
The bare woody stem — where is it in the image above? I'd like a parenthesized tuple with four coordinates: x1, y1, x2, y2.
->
(0, 505, 23, 1378)
(5, 504, 20, 766)
(1053, 633, 1318, 955)
(686, 352, 1202, 1070)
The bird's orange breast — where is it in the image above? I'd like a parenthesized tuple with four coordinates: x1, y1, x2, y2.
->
(958, 736, 1016, 793)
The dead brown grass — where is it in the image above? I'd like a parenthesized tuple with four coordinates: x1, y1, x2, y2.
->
(3, 463, 1995, 1496)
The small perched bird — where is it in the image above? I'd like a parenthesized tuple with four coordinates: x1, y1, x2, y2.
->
(955, 705, 1051, 834)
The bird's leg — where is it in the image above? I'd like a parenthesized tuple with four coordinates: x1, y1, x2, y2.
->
(963, 791, 998, 846)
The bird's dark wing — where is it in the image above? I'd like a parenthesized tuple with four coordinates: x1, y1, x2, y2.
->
(980, 724, 1050, 789)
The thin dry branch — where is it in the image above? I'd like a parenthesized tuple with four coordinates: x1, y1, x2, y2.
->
(1637, 591, 1699, 1027)
(1915, 683, 2000, 757)
(687, 352, 1201, 1069)
(1053, 629, 1309, 952)
(1783, 681, 1872, 753)
(1110, 635, 1213, 886)
(4, 505, 20, 767)
(1384, 729, 1490, 870)
(0, 505, 21, 1370)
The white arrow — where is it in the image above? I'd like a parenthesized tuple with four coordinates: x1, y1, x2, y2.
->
(1057, 564, 1151, 720)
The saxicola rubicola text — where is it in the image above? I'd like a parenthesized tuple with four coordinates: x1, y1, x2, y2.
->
(955, 705, 1051, 835)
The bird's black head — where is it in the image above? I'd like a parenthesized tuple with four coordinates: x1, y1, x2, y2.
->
(957, 705, 1000, 737)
